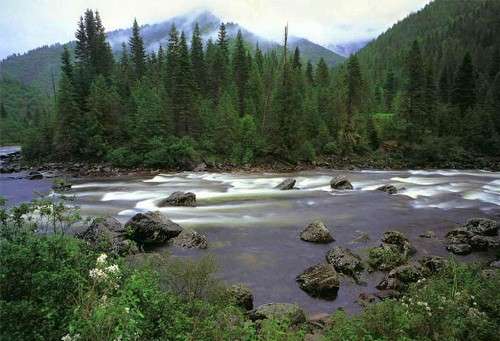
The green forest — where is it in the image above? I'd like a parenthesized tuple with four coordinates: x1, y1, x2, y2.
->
(1, 0, 500, 169)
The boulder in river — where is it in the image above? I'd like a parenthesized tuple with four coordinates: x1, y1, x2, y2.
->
(463, 218, 498, 236)
(330, 176, 353, 190)
(125, 211, 183, 245)
(296, 263, 340, 300)
(169, 229, 208, 249)
(300, 220, 334, 243)
(382, 230, 415, 256)
(469, 235, 499, 250)
(249, 303, 306, 325)
(77, 217, 139, 256)
(26, 171, 43, 180)
(228, 284, 254, 310)
(446, 243, 472, 255)
(419, 230, 436, 238)
(377, 262, 424, 291)
(325, 246, 364, 277)
(275, 178, 296, 190)
(376, 184, 398, 194)
(159, 191, 196, 207)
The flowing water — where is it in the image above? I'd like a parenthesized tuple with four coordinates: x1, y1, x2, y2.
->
(1, 146, 499, 315)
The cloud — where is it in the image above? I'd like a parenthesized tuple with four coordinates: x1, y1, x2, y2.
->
(0, 0, 432, 59)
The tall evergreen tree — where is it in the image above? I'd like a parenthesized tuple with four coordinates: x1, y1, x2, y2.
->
(305, 61, 315, 86)
(61, 47, 73, 80)
(316, 58, 330, 87)
(233, 30, 249, 116)
(173, 32, 195, 136)
(292, 47, 302, 70)
(451, 52, 475, 115)
(165, 24, 179, 98)
(210, 23, 230, 103)
(190, 23, 207, 95)
(129, 19, 147, 80)
(341, 55, 363, 153)
(383, 69, 396, 111)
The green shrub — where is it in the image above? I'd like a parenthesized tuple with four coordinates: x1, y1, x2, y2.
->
(143, 136, 198, 168)
(323, 141, 338, 155)
(106, 147, 143, 168)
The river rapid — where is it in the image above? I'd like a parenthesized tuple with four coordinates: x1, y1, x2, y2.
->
(1, 146, 499, 315)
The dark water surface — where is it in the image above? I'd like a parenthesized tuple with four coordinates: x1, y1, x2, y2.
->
(2, 157, 499, 315)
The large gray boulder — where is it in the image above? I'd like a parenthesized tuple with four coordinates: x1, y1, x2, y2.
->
(445, 218, 499, 255)
(228, 284, 254, 310)
(77, 217, 139, 256)
(325, 246, 364, 277)
(125, 211, 183, 245)
(300, 220, 334, 243)
(330, 176, 353, 190)
(158, 191, 196, 207)
(296, 263, 340, 300)
(275, 178, 296, 190)
(169, 229, 208, 249)
(249, 303, 306, 325)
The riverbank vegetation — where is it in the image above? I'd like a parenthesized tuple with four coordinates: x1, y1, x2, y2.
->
(1, 199, 499, 340)
(1, 0, 500, 169)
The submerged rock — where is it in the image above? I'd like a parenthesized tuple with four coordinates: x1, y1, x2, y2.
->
(169, 229, 208, 249)
(325, 246, 364, 277)
(228, 284, 254, 310)
(52, 178, 72, 192)
(419, 230, 436, 238)
(296, 263, 340, 300)
(376, 184, 398, 194)
(330, 176, 353, 190)
(125, 211, 183, 245)
(300, 220, 334, 243)
(77, 217, 139, 256)
(382, 230, 415, 256)
(249, 303, 306, 325)
(26, 171, 43, 180)
(447, 243, 472, 255)
(275, 178, 296, 190)
(159, 191, 196, 207)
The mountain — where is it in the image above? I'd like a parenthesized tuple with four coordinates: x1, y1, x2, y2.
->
(327, 39, 371, 57)
(0, 10, 344, 94)
(356, 0, 500, 92)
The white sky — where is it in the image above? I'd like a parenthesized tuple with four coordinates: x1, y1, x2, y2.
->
(0, 0, 432, 59)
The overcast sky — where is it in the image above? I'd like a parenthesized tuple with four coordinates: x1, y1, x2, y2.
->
(0, 0, 432, 60)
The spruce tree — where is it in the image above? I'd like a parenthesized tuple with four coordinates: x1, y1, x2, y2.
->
(233, 30, 249, 116)
(316, 58, 329, 87)
(129, 19, 147, 80)
(255, 44, 264, 74)
(451, 52, 475, 115)
(165, 24, 179, 99)
(173, 32, 195, 136)
(383, 69, 395, 111)
(190, 23, 207, 95)
(292, 47, 302, 70)
(341, 55, 363, 153)
(305, 61, 315, 86)
(61, 47, 73, 80)
(210, 23, 230, 103)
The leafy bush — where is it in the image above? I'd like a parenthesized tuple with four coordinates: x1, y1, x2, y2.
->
(106, 147, 143, 168)
(368, 244, 408, 271)
(143, 136, 198, 168)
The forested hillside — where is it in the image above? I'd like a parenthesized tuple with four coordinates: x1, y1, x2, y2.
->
(1, 0, 500, 169)
(0, 11, 344, 94)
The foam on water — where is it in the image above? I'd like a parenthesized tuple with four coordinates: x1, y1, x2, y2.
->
(102, 191, 163, 202)
(391, 176, 449, 186)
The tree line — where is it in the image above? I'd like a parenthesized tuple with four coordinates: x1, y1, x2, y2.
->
(6, 6, 500, 167)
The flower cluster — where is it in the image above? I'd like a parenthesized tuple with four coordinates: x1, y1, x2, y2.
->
(88, 253, 121, 283)
(61, 333, 80, 341)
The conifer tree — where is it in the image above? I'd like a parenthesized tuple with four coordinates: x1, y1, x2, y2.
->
(451, 52, 475, 115)
(129, 19, 147, 80)
(165, 24, 179, 98)
(383, 69, 395, 111)
(255, 44, 264, 74)
(305, 61, 315, 85)
(233, 30, 249, 116)
(316, 58, 330, 87)
(210, 23, 230, 103)
(173, 32, 195, 136)
(292, 47, 302, 70)
(341, 55, 363, 153)
(190, 23, 207, 95)
(61, 47, 73, 80)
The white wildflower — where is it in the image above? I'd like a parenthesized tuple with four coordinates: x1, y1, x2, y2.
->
(125, 307, 130, 313)
(89, 268, 108, 281)
(96, 253, 108, 265)
(105, 264, 120, 275)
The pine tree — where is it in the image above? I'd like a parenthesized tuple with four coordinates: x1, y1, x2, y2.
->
(129, 19, 147, 80)
(61, 47, 73, 80)
(165, 24, 179, 98)
(93, 11, 114, 78)
(255, 44, 264, 74)
(210, 23, 230, 103)
(173, 32, 195, 136)
(366, 115, 379, 150)
(316, 58, 329, 87)
(341, 55, 363, 153)
(74, 16, 88, 65)
(292, 47, 302, 70)
(383, 69, 395, 111)
(305, 61, 315, 86)
(190, 23, 207, 96)
(233, 30, 249, 116)
(451, 52, 475, 115)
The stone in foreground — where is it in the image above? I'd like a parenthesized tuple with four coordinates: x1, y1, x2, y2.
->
(325, 246, 364, 277)
(228, 284, 254, 310)
(330, 176, 353, 190)
(125, 211, 183, 245)
(158, 191, 196, 207)
(446, 243, 472, 255)
(463, 218, 498, 236)
(275, 178, 296, 190)
(300, 220, 334, 243)
(296, 263, 340, 300)
(169, 229, 208, 249)
(249, 303, 306, 325)
(77, 217, 139, 256)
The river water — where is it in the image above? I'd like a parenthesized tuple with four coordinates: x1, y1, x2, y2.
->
(1, 145, 499, 315)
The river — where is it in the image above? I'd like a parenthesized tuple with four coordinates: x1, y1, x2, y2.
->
(1, 146, 499, 315)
